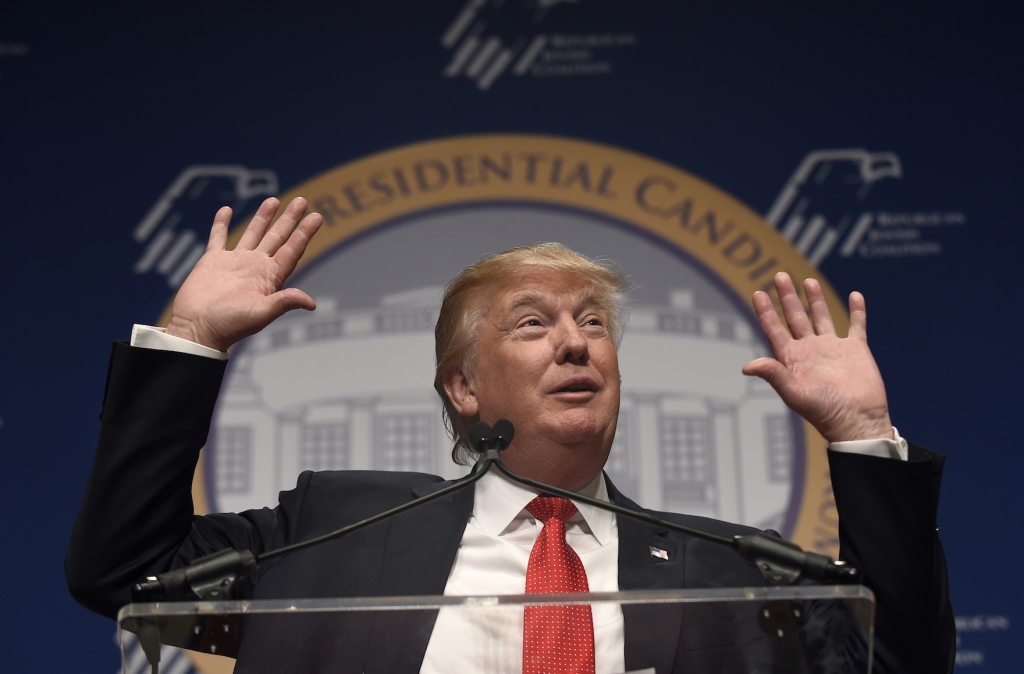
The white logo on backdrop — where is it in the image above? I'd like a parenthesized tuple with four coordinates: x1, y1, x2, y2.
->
(132, 165, 278, 287)
(953, 614, 1011, 668)
(440, 0, 636, 91)
(766, 149, 965, 264)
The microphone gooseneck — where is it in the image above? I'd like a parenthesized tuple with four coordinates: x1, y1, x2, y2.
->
(132, 418, 858, 607)
(473, 422, 859, 586)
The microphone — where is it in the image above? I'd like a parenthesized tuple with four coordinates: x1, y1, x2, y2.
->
(492, 419, 515, 449)
(131, 549, 256, 603)
(470, 421, 493, 451)
(470, 419, 515, 452)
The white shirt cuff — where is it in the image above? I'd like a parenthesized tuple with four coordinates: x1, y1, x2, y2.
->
(829, 426, 908, 461)
(130, 324, 228, 361)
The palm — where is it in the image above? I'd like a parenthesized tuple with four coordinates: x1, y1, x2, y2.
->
(165, 197, 323, 352)
(742, 274, 892, 443)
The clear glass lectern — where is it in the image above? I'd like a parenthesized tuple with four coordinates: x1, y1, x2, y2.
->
(118, 585, 874, 674)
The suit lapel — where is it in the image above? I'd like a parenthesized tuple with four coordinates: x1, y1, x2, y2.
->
(610, 479, 687, 674)
(363, 478, 475, 673)
(375, 479, 474, 595)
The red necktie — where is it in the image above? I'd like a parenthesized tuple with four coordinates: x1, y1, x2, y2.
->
(523, 496, 596, 674)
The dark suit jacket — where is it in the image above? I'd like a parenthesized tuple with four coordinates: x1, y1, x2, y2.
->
(66, 343, 954, 673)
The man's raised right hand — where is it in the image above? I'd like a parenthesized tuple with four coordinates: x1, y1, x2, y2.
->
(164, 197, 324, 352)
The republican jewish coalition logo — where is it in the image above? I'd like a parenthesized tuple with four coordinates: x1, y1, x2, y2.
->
(764, 149, 964, 265)
(439, 0, 636, 91)
(135, 136, 847, 673)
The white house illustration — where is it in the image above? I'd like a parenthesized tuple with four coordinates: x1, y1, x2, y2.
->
(210, 286, 796, 530)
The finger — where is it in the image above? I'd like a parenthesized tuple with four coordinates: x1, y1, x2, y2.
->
(273, 211, 323, 273)
(775, 272, 814, 339)
(751, 290, 793, 355)
(257, 197, 307, 256)
(206, 206, 232, 252)
(741, 357, 793, 393)
(849, 291, 867, 340)
(237, 197, 281, 251)
(261, 288, 317, 322)
(804, 278, 836, 336)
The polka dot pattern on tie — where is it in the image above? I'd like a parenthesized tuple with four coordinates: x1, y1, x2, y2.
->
(522, 496, 595, 674)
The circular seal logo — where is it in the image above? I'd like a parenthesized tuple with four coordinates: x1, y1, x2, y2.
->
(165, 135, 846, 594)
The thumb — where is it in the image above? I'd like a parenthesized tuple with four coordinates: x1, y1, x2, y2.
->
(742, 358, 791, 392)
(263, 288, 317, 320)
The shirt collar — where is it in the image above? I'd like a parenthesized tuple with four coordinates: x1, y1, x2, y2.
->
(472, 466, 616, 546)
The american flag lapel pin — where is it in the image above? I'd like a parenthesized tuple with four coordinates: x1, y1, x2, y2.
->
(649, 546, 669, 562)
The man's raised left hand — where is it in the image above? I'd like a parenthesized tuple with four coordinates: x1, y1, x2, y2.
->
(742, 272, 894, 443)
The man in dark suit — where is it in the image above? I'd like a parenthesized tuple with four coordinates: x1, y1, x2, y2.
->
(67, 197, 954, 673)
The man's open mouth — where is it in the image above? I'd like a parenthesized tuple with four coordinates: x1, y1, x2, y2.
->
(552, 378, 598, 394)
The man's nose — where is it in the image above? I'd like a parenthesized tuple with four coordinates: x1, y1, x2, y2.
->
(554, 318, 589, 364)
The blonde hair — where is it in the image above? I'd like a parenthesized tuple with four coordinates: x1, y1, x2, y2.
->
(434, 243, 629, 464)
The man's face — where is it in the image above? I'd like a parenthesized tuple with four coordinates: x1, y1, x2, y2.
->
(449, 270, 621, 480)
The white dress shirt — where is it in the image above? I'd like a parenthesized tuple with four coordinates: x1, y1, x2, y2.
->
(420, 468, 624, 674)
(128, 324, 909, 672)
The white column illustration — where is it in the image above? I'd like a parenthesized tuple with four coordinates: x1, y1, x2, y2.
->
(634, 396, 663, 511)
(350, 402, 374, 471)
(276, 414, 303, 494)
(710, 403, 741, 524)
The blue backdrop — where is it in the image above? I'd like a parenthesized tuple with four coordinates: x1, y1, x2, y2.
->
(1, 1, 1020, 670)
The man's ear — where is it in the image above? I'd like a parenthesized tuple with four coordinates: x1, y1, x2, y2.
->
(443, 369, 479, 418)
